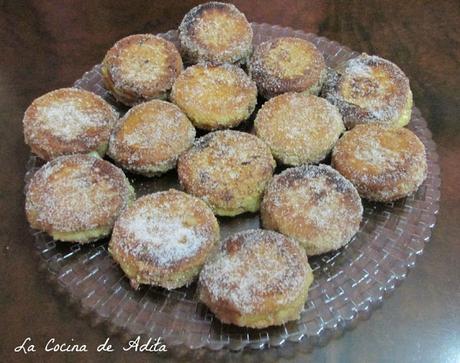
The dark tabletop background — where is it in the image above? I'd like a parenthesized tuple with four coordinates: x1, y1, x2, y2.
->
(1, 1, 459, 362)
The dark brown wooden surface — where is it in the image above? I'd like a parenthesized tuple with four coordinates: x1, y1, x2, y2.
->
(0, 1, 459, 362)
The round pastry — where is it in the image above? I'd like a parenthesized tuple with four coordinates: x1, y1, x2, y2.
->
(25, 154, 135, 243)
(101, 34, 183, 106)
(249, 37, 327, 99)
(177, 130, 275, 216)
(254, 93, 344, 166)
(322, 53, 413, 129)
(178, 2, 253, 64)
(109, 189, 220, 290)
(199, 229, 313, 328)
(108, 100, 195, 176)
(261, 164, 363, 256)
(331, 124, 427, 202)
(23, 88, 118, 161)
(170, 63, 257, 130)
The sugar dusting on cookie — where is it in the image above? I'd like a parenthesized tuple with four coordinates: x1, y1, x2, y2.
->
(112, 190, 218, 269)
(25, 154, 133, 234)
(323, 54, 412, 128)
(332, 124, 427, 201)
(108, 100, 195, 173)
(261, 164, 363, 255)
(122, 208, 205, 267)
(249, 37, 326, 98)
(177, 130, 275, 213)
(170, 63, 257, 129)
(199, 229, 311, 314)
(23, 88, 118, 159)
(38, 101, 106, 141)
(179, 2, 253, 64)
(254, 93, 344, 164)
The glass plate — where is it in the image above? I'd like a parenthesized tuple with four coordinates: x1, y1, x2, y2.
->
(26, 23, 441, 351)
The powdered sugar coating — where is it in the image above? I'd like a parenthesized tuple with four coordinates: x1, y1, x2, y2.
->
(199, 229, 312, 317)
(123, 212, 202, 266)
(249, 37, 326, 99)
(109, 190, 219, 289)
(261, 164, 363, 256)
(171, 63, 257, 130)
(322, 53, 413, 129)
(254, 93, 345, 165)
(178, 130, 276, 216)
(179, 2, 253, 64)
(332, 124, 427, 201)
(23, 88, 118, 161)
(101, 34, 183, 106)
(25, 154, 134, 240)
(108, 100, 195, 176)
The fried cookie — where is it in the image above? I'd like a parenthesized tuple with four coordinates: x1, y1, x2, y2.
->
(261, 164, 363, 255)
(322, 53, 413, 129)
(25, 154, 135, 243)
(179, 2, 253, 64)
(108, 100, 195, 176)
(23, 88, 118, 161)
(254, 93, 344, 166)
(109, 189, 219, 290)
(331, 124, 427, 202)
(171, 63, 257, 130)
(177, 130, 275, 216)
(101, 34, 183, 106)
(199, 229, 313, 328)
(249, 37, 326, 99)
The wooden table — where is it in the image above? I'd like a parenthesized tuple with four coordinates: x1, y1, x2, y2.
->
(1, 1, 459, 362)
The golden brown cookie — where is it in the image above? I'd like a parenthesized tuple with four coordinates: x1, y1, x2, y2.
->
(108, 100, 195, 176)
(177, 130, 275, 216)
(261, 164, 363, 255)
(109, 189, 219, 290)
(199, 229, 313, 328)
(322, 53, 413, 129)
(171, 63, 257, 130)
(249, 37, 326, 99)
(331, 124, 427, 201)
(101, 34, 183, 106)
(23, 88, 118, 161)
(179, 2, 253, 64)
(25, 154, 135, 243)
(254, 93, 344, 165)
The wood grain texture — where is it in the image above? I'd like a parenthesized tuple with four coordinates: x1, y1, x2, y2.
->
(0, 1, 459, 362)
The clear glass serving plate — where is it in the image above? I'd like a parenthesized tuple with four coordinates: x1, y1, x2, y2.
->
(26, 23, 441, 351)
